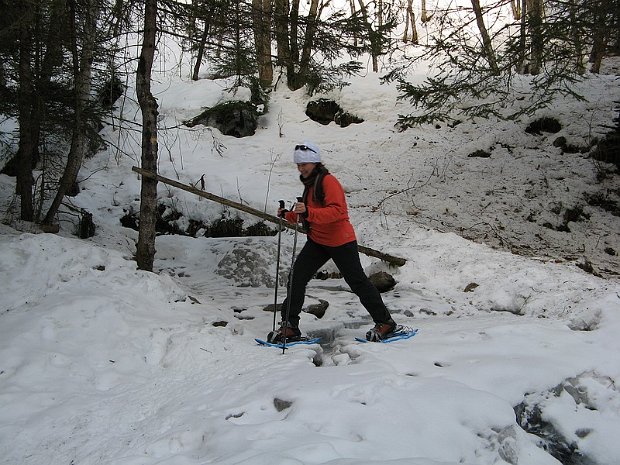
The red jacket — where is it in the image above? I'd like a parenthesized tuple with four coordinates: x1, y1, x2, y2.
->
(285, 174, 356, 247)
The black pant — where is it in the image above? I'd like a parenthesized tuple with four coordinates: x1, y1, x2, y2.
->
(281, 238, 392, 327)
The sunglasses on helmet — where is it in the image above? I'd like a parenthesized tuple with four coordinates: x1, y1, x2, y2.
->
(294, 144, 317, 153)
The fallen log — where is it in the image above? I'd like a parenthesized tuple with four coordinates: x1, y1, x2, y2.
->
(132, 166, 407, 267)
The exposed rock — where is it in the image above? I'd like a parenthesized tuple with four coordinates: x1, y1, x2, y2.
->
(216, 246, 275, 287)
(120, 205, 276, 238)
(97, 75, 125, 109)
(463, 282, 479, 292)
(369, 271, 396, 293)
(185, 101, 259, 138)
(306, 99, 340, 125)
(514, 372, 613, 465)
(263, 299, 329, 319)
(590, 108, 620, 168)
(525, 117, 562, 135)
(552, 136, 588, 154)
(305, 299, 329, 318)
(468, 149, 491, 158)
(273, 398, 293, 412)
(77, 210, 95, 239)
(334, 110, 364, 128)
(306, 98, 364, 127)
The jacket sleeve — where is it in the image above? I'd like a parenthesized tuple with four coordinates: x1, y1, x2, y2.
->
(284, 210, 299, 224)
(306, 175, 349, 225)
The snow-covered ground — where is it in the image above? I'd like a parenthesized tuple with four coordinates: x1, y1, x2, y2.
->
(1, 27, 620, 465)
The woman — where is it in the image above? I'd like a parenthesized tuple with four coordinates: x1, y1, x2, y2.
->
(268, 141, 397, 343)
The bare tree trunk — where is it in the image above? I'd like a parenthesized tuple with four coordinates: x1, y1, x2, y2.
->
(192, 15, 212, 81)
(516, 0, 527, 73)
(403, 0, 418, 43)
(298, 0, 320, 80)
(274, 0, 292, 78)
(588, 0, 607, 73)
(589, 34, 606, 74)
(510, 0, 521, 20)
(290, 0, 300, 64)
(35, 0, 68, 223)
(403, 0, 410, 42)
(232, 0, 243, 82)
(252, 0, 273, 87)
(358, 0, 379, 72)
(527, 0, 544, 75)
(421, 0, 430, 23)
(44, 0, 98, 226)
(471, 0, 499, 75)
(614, 0, 620, 53)
(136, 0, 159, 272)
(567, 0, 585, 74)
(349, 0, 358, 46)
(16, 4, 36, 221)
(9, 0, 67, 222)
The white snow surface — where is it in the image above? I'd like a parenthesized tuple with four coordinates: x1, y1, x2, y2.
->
(1, 34, 620, 465)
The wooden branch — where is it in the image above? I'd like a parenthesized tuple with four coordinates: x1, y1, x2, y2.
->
(132, 166, 407, 267)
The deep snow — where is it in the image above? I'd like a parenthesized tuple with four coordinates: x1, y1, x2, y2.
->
(1, 11, 620, 465)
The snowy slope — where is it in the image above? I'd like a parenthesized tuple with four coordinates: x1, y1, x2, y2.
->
(1, 22, 620, 465)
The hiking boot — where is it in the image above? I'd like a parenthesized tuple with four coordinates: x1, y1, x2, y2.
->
(267, 322, 302, 343)
(366, 319, 397, 342)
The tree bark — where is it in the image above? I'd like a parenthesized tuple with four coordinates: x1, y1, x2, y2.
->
(588, 36, 605, 74)
(421, 0, 430, 23)
(403, 0, 418, 44)
(357, 0, 379, 72)
(568, 0, 585, 74)
(16, 4, 36, 221)
(527, 0, 543, 75)
(252, 0, 273, 87)
(136, 0, 159, 272)
(44, 0, 98, 226)
(614, 0, 620, 53)
(516, 0, 527, 73)
(273, 0, 291, 71)
(588, 0, 607, 74)
(470, 0, 499, 75)
(348, 0, 358, 46)
(510, 0, 521, 20)
(192, 13, 212, 81)
(290, 0, 300, 64)
(298, 0, 320, 83)
(35, 0, 68, 222)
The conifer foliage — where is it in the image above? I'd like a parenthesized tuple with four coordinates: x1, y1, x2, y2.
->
(0, 0, 618, 269)
(388, 0, 620, 127)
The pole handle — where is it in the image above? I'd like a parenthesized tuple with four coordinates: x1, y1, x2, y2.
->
(278, 200, 287, 218)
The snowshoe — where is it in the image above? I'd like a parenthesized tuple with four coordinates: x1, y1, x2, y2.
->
(256, 336, 321, 348)
(356, 327, 418, 344)
(267, 322, 302, 344)
(365, 319, 397, 342)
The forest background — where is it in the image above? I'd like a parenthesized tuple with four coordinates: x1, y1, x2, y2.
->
(2, 1, 620, 464)
(1, 0, 619, 271)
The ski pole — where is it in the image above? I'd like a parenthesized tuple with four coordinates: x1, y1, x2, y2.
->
(272, 200, 285, 332)
(282, 197, 302, 353)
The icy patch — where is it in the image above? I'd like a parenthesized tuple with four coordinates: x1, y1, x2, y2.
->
(515, 371, 620, 465)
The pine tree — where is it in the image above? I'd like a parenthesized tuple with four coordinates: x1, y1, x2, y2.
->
(390, 0, 619, 128)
